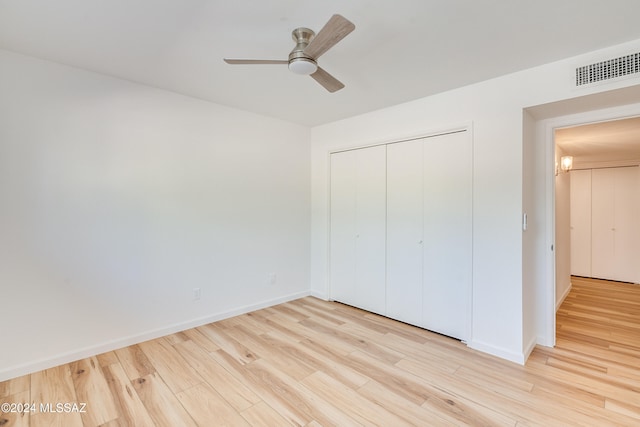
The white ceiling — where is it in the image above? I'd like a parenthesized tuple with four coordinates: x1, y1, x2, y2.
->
(556, 116, 640, 166)
(2, 1, 640, 127)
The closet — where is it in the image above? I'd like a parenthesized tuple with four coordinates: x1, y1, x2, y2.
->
(570, 166, 640, 283)
(330, 131, 472, 340)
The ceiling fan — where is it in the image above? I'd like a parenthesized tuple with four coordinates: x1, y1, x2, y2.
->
(224, 14, 355, 93)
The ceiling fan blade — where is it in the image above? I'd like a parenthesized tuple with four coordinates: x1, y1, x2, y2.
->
(303, 14, 355, 59)
(224, 59, 288, 65)
(310, 67, 345, 93)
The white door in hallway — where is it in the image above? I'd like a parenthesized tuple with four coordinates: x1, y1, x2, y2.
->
(591, 167, 639, 283)
(571, 166, 640, 284)
(569, 169, 592, 277)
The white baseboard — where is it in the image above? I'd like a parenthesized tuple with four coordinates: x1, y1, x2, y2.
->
(467, 340, 526, 365)
(556, 281, 573, 312)
(0, 290, 310, 382)
(309, 289, 329, 300)
(523, 335, 538, 362)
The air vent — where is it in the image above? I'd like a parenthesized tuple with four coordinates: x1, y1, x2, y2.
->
(575, 52, 640, 86)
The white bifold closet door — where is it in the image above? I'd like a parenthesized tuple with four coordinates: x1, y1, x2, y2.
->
(330, 131, 471, 341)
(591, 167, 639, 283)
(613, 168, 640, 284)
(422, 132, 472, 340)
(569, 169, 592, 277)
(387, 131, 472, 340)
(387, 140, 424, 326)
(329, 145, 387, 314)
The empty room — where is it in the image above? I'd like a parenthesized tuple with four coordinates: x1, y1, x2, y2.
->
(1, 1, 640, 425)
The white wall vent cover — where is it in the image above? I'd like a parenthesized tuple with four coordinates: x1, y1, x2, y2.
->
(576, 52, 640, 86)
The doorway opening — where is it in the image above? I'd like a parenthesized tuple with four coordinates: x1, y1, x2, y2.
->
(525, 93, 640, 351)
(550, 113, 640, 348)
(554, 116, 640, 288)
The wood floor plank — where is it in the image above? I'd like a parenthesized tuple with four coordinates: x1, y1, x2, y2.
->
(300, 371, 412, 426)
(366, 331, 460, 374)
(266, 313, 354, 355)
(299, 317, 406, 364)
(101, 363, 155, 427)
(173, 339, 261, 411)
(70, 356, 119, 426)
(287, 298, 346, 326)
(306, 345, 430, 406)
(245, 358, 362, 426)
(196, 323, 258, 366)
(604, 398, 640, 421)
(137, 338, 202, 393)
(96, 351, 120, 367)
(250, 313, 311, 344)
(357, 350, 516, 426)
(176, 383, 251, 427)
(268, 304, 309, 323)
(223, 325, 316, 381)
(132, 372, 197, 427)
(260, 331, 370, 390)
(164, 332, 190, 346)
(0, 375, 29, 398)
(357, 379, 457, 426)
(331, 302, 410, 336)
(0, 390, 30, 427)
(399, 357, 586, 427)
(527, 349, 637, 404)
(30, 365, 83, 427)
(207, 350, 311, 426)
(239, 401, 295, 427)
(453, 365, 534, 393)
(114, 344, 156, 381)
(180, 327, 221, 353)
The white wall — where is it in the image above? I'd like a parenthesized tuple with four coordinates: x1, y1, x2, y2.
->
(555, 146, 572, 309)
(0, 50, 311, 381)
(522, 110, 543, 358)
(311, 39, 640, 363)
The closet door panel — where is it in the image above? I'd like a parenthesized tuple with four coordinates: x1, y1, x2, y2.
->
(330, 150, 358, 305)
(386, 140, 423, 325)
(354, 145, 387, 314)
(569, 170, 592, 277)
(612, 167, 639, 283)
(592, 168, 616, 280)
(422, 132, 472, 340)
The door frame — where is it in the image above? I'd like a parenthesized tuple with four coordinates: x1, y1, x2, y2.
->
(537, 101, 640, 347)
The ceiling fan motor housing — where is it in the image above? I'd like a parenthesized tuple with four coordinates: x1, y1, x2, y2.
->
(288, 27, 317, 75)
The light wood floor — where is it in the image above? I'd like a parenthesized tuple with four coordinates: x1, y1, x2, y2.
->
(1, 277, 639, 426)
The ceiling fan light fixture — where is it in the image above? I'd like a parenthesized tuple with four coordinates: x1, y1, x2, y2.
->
(288, 58, 317, 75)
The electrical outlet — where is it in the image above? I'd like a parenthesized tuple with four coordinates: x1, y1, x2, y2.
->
(269, 273, 277, 286)
(193, 288, 201, 301)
